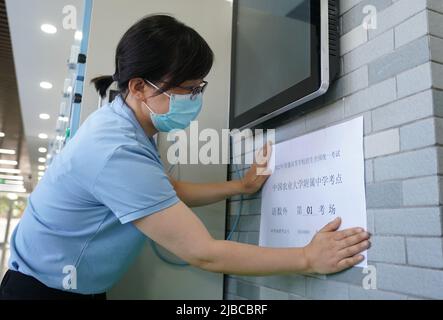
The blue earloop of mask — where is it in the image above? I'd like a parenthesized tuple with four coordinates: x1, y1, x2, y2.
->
(142, 80, 203, 132)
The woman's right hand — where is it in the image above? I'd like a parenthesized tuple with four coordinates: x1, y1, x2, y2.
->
(302, 217, 370, 274)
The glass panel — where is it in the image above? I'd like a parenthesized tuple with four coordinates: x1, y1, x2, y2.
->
(0, 195, 26, 278)
(233, 0, 312, 117)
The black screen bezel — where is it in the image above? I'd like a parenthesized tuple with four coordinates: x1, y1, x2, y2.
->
(229, 0, 322, 129)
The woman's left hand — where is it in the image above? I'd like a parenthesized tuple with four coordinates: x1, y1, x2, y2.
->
(239, 141, 273, 195)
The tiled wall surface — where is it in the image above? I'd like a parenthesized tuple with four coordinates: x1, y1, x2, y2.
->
(224, 0, 443, 300)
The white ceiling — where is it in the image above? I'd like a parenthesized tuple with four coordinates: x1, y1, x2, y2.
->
(6, 0, 83, 187)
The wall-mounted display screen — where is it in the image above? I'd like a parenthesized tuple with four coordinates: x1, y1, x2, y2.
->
(229, 0, 339, 129)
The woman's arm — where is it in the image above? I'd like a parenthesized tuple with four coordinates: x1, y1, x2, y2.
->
(133, 201, 370, 275)
(170, 179, 245, 207)
(170, 142, 273, 207)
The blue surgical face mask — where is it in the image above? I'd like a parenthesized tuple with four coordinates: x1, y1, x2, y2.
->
(142, 81, 203, 132)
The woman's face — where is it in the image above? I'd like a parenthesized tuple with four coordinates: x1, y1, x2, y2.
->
(143, 79, 204, 115)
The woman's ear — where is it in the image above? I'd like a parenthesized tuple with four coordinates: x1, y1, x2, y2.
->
(127, 78, 150, 100)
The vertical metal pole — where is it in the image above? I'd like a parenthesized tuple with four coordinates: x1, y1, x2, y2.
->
(68, 0, 93, 139)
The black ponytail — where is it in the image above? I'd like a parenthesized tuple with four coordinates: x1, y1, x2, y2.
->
(91, 75, 115, 98)
(91, 14, 214, 98)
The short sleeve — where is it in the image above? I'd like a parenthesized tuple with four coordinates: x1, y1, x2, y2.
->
(92, 144, 179, 224)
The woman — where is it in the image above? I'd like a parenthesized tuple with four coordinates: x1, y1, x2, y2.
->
(0, 15, 369, 300)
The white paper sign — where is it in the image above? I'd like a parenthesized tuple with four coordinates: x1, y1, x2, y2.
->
(260, 117, 367, 267)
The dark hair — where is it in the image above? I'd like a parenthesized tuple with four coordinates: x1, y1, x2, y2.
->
(91, 14, 214, 98)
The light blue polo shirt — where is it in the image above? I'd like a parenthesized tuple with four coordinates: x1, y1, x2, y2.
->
(9, 95, 179, 294)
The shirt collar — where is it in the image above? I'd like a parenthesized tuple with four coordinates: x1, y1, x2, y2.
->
(110, 94, 156, 146)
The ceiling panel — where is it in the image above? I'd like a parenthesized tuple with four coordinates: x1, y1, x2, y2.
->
(0, 0, 30, 194)
(5, 0, 83, 188)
